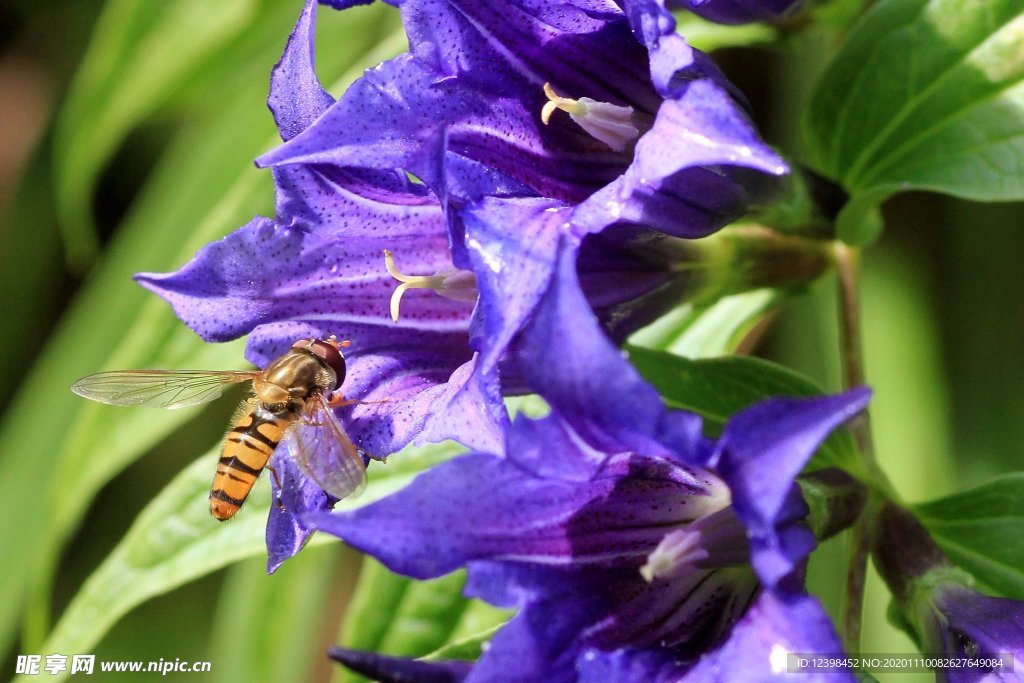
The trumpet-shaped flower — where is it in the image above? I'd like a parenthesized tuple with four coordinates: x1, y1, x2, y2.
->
(310, 270, 870, 680)
(259, 0, 791, 382)
(873, 503, 1024, 682)
(136, 2, 765, 570)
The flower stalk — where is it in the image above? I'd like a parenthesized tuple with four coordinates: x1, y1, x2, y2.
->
(833, 241, 873, 654)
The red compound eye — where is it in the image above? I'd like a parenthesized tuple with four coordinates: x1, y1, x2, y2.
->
(293, 338, 347, 389)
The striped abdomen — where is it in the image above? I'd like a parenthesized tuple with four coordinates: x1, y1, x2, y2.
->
(210, 407, 290, 521)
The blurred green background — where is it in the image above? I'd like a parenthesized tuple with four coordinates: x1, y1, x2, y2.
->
(0, 0, 1020, 681)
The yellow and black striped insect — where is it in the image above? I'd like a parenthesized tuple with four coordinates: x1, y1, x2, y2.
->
(71, 337, 366, 521)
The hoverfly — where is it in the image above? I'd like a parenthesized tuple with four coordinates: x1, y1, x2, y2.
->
(71, 336, 367, 520)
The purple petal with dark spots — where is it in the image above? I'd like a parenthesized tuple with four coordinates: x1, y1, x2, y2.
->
(261, 0, 783, 220)
(305, 448, 711, 579)
(570, 78, 788, 240)
(581, 593, 851, 679)
(464, 560, 757, 676)
(265, 448, 334, 573)
(135, 172, 507, 454)
(269, 0, 334, 142)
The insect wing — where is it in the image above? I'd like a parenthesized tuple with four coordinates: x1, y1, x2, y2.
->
(285, 394, 367, 501)
(71, 369, 256, 409)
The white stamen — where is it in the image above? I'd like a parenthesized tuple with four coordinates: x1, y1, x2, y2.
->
(541, 82, 639, 152)
(640, 505, 748, 582)
(383, 250, 478, 322)
(641, 529, 706, 583)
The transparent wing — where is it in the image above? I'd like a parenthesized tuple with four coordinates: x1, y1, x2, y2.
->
(71, 369, 256, 409)
(286, 393, 368, 501)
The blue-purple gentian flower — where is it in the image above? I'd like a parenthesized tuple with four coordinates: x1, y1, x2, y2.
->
(136, 3, 504, 570)
(922, 583, 1024, 682)
(135, 2, 733, 570)
(311, 285, 871, 682)
(259, 0, 791, 392)
(873, 503, 1024, 682)
(136, 0, 807, 571)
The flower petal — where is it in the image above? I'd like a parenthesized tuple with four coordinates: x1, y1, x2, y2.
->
(466, 596, 596, 683)
(682, 591, 854, 682)
(269, 0, 334, 142)
(928, 583, 1024, 681)
(514, 235, 704, 474)
(259, 1, 661, 204)
(135, 174, 460, 343)
(265, 448, 334, 573)
(571, 78, 788, 240)
(244, 323, 500, 456)
(134, 170, 503, 455)
(577, 647, 690, 683)
(460, 197, 567, 372)
(466, 560, 757, 671)
(576, 226, 703, 342)
(305, 450, 710, 579)
(713, 389, 872, 588)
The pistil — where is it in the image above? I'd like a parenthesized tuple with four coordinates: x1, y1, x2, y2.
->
(640, 506, 749, 582)
(383, 250, 478, 322)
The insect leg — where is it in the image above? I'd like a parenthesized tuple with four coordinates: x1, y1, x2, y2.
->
(326, 391, 390, 409)
(265, 464, 285, 509)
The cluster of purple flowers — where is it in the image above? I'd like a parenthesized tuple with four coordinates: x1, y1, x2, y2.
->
(138, 0, 1024, 679)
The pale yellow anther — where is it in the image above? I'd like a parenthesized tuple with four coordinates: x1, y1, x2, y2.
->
(383, 249, 479, 323)
(385, 249, 444, 322)
(539, 82, 639, 152)
(541, 82, 587, 124)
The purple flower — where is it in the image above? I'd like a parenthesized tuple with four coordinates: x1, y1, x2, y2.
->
(924, 584, 1024, 682)
(575, 591, 852, 682)
(309, 331, 870, 681)
(259, 0, 790, 382)
(135, 2, 764, 570)
(137, 1, 504, 459)
(134, 2, 507, 570)
(873, 503, 1024, 682)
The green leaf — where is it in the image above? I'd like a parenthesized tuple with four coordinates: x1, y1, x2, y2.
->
(22, 440, 460, 683)
(805, 0, 1024, 244)
(53, 0, 257, 266)
(629, 289, 783, 359)
(0, 12, 406, 658)
(446, 599, 513, 643)
(376, 573, 472, 654)
(335, 559, 418, 680)
(335, 560, 510, 683)
(208, 546, 344, 683)
(674, 12, 777, 52)
(627, 348, 861, 472)
(914, 473, 1024, 600)
(422, 623, 507, 662)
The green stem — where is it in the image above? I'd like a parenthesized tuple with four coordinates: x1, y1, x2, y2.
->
(834, 242, 876, 653)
